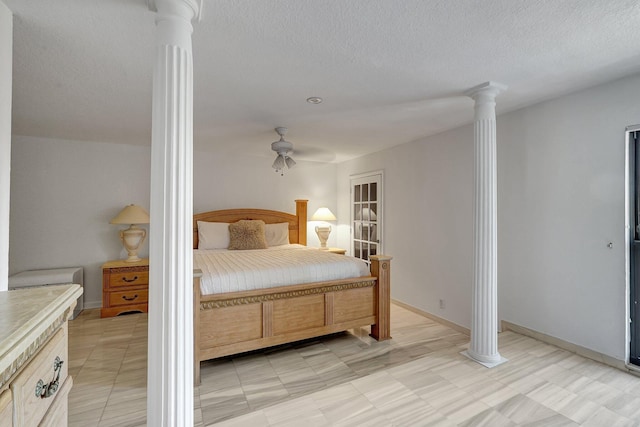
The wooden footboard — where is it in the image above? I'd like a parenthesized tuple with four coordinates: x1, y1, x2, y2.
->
(193, 255, 392, 385)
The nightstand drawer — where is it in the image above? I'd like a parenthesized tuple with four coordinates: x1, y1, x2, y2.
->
(109, 289, 149, 307)
(11, 326, 68, 427)
(110, 270, 149, 287)
(102, 259, 149, 318)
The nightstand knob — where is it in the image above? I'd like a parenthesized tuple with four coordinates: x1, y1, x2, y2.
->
(121, 276, 139, 283)
(122, 294, 139, 301)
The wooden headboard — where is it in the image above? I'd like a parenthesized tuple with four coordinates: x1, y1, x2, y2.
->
(193, 199, 308, 249)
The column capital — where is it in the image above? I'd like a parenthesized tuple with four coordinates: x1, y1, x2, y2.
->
(464, 81, 507, 102)
(148, 0, 202, 22)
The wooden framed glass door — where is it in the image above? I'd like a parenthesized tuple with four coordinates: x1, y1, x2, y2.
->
(351, 172, 383, 265)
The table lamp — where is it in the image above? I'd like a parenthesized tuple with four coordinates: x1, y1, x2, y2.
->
(110, 204, 150, 262)
(311, 207, 337, 249)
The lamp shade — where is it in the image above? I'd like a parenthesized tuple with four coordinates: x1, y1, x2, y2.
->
(110, 204, 150, 225)
(311, 207, 336, 221)
(272, 155, 285, 170)
(285, 156, 296, 169)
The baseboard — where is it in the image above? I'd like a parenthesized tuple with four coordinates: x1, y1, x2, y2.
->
(501, 320, 631, 373)
(393, 301, 637, 375)
(392, 299, 470, 336)
(83, 300, 102, 310)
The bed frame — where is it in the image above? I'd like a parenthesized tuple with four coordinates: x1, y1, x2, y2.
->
(192, 199, 392, 385)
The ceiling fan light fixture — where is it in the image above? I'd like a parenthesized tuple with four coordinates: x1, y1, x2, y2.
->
(272, 154, 285, 170)
(285, 156, 296, 169)
(270, 127, 296, 176)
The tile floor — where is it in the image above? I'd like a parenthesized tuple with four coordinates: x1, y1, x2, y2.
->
(67, 305, 640, 426)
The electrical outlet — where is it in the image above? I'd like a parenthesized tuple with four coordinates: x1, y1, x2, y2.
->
(439, 299, 445, 309)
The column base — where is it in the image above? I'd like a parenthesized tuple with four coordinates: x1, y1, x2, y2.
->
(461, 350, 508, 368)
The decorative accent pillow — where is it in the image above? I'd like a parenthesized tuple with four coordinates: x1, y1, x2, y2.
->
(228, 220, 268, 250)
(197, 221, 230, 249)
(265, 222, 290, 247)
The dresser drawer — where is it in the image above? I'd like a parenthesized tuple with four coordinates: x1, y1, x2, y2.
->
(40, 376, 72, 427)
(108, 289, 149, 307)
(109, 270, 149, 288)
(11, 326, 68, 427)
(0, 389, 12, 427)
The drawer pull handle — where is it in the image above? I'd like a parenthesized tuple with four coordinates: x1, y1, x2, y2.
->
(121, 276, 139, 283)
(35, 356, 63, 399)
(122, 294, 138, 301)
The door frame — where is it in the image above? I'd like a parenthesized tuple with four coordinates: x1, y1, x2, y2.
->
(350, 170, 384, 263)
(626, 124, 639, 368)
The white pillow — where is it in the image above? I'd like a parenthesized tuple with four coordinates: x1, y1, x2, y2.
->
(265, 222, 290, 247)
(356, 207, 377, 221)
(197, 221, 230, 249)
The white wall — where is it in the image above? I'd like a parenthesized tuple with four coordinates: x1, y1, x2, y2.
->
(193, 152, 338, 234)
(337, 72, 640, 362)
(10, 136, 337, 308)
(337, 125, 475, 329)
(497, 74, 639, 361)
(10, 137, 151, 307)
(0, 1, 12, 292)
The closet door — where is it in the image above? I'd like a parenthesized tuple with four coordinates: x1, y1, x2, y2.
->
(351, 172, 383, 266)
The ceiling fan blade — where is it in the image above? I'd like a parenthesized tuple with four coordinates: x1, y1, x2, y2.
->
(291, 145, 336, 162)
(267, 127, 336, 163)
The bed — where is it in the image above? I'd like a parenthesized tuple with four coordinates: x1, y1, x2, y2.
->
(192, 199, 392, 385)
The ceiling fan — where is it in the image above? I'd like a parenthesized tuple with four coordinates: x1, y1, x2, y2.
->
(271, 127, 296, 175)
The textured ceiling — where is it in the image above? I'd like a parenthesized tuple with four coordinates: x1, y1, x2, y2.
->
(5, 0, 640, 162)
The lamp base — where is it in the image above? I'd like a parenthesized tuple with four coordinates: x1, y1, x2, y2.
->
(120, 225, 147, 262)
(315, 225, 331, 249)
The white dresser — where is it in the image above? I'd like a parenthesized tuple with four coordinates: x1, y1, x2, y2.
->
(0, 284, 82, 426)
(8, 268, 84, 319)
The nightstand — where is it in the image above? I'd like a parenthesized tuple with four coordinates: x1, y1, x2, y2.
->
(325, 247, 347, 255)
(101, 258, 149, 318)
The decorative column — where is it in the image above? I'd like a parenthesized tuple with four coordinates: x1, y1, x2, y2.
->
(0, 2, 11, 292)
(462, 81, 508, 368)
(146, 1, 201, 425)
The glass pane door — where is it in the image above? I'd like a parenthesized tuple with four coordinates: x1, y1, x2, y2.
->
(351, 173, 382, 265)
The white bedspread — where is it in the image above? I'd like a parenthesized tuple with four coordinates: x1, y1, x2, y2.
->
(194, 244, 370, 295)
